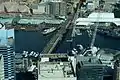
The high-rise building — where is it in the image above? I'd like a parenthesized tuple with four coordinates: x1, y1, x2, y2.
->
(48, 2, 66, 16)
(114, 59, 120, 80)
(0, 46, 16, 80)
(0, 54, 4, 80)
(76, 56, 104, 80)
(0, 23, 15, 80)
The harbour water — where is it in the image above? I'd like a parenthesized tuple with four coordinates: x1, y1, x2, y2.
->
(15, 30, 120, 53)
(15, 30, 53, 53)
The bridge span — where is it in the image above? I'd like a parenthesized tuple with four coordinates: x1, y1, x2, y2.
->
(40, 20, 72, 54)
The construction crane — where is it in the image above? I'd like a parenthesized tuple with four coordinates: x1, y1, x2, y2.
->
(71, 0, 85, 47)
(90, 1, 103, 48)
(90, 14, 100, 48)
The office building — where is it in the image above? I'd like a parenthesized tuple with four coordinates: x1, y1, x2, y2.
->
(0, 46, 16, 80)
(76, 56, 104, 80)
(0, 23, 15, 80)
(0, 54, 4, 80)
(114, 59, 120, 80)
(38, 54, 76, 80)
(47, 1, 66, 16)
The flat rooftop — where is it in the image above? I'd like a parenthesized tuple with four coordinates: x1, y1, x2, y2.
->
(97, 48, 120, 61)
(0, 26, 14, 47)
(76, 12, 120, 26)
(38, 62, 76, 80)
(18, 19, 64, 25)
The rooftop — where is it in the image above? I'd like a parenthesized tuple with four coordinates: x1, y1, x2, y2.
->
(42, 0, 63, 2)
(0, 25, 14, 47)
(0, 2, 29, 13)
(0, 17, 14, 24)
(97, 49, 116, 61)
(76, 12, 120, 26)
(88, 12, 114, 18)
(38, 54, 76, 80)
(97, 48, 120, 61)
(18, 19, 64, 24)
(76, 56, 101, 64)
(39, 62, 76, 80)
(76, 18, 120, 26)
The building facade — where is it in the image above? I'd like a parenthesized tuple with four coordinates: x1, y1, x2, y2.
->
(0, 46, 16, 80)
(0, 54, 4, 80)
(77, 63, 104, 80)
(0, 23, 15, 80)
(76, 56, 104, 80)
(47, 2, 66, 16)
(114, 59, 120, 80)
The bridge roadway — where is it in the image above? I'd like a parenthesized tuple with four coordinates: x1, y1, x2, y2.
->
(40, 20, 72, 54)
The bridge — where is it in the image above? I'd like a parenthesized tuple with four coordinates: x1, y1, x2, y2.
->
(40, 20, 72, 54)
(40, 0, 83, 54)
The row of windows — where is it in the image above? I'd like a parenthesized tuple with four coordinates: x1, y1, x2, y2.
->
(0, 46, 15, 80)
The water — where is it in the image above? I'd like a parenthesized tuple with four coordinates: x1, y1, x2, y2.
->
(15, 30, 120, 53)
(15, 30, 53, 53)
(75, 31, 120, 50)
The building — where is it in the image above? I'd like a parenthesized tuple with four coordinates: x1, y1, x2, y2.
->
(86, 0, 99, 10)
(76, 56, 104, 80)
(0, 0, 10, 3)
(42, 0, 63, 2)
(0, 2, 29, 14)
(76, 12, 120, 27)
(47, 1, 66, 16)
(0, 0, 41, 3)
(113, 52, 120, 80)
(29, 3, 46, 14)
(96, 49, 115, 68)
(18, 17, 64, 25)
(114, 59, 120, 80)
(0, 54, 4, 80)
(38, 54, 76, 80)
(103, 0, 117, 12)
(28, 1, 66, 15)
(23, 0, 40, 4)
(0, 23, 15, 80)
(0, 46, 16, 80)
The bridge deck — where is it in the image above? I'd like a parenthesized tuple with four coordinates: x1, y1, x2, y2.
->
(41, 20, 72, 54)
